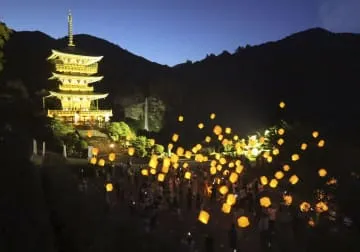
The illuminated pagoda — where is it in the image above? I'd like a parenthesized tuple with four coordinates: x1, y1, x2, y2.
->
(46, 11, 112, 125)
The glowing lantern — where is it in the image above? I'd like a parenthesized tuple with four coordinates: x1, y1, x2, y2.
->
(300, 202, 311, 212)
(198, 210, 210, 224)
(272, 148, 280, 156)
(105, 183, 113, 192)
(161, 165, 169, 174)
(222, 139, 229, 146)
(213, 125, 222, 135)
(300, 143, 307, 150)
(219, 185, 229, 195)
(277, 128, 285, 135)
(198, 123, 204, 129)
(221, 203, 232, 214)
(260, 197, 271, 208)
(283, 195, 293, 205)
(291, 154, 300, 161)
(223, 169, 230, 176)
(205, 136, 211, 143)
(289, 175, 299, 185)
(308, 218, 315, 227)
(90, 157, 97, 165)
(274, 171, 284, 180)
(235, 165, 243, 174)
(266, 156, 273, 163)
(235, 160, 241, 166)
(315, 201, 328, 213)
(98, 159, 105, 167)
(185, 151, 192, 159)
(283, 164, 290, 172)
(108, 153, 116, 162)
(226, 194, 236, 206)
(312, 131, 319, 138)
(229, 172, 239, 183)
(279, 101, 286, 109)
(183, 162, 189, 169)
(210, 113, 216, 120)
(195, 154, 204, 162)
(150, 168, 156, 175)
(176, 147, 185, 156)
(237, 216, 250, 228)
(148, 139, 155, 146)
(149, 157, 158, 169)
(87, 130, 93, 138)
(173, 163, 179, 169)
(210, 160, 217, 166)
(233, 135, 239, 141)
(215, 153, 221, 160)
(318, 168, 327, 177)
(210, 166, 217, 175)
(326, 178, 337, 185)
(184, 171, 192, 180)
(225, 127, 232, 134)
(317, 139, 325, 148)
(168, 143, 174, 150)
(228, 162, 235, 168)
(263, 151, 270, 158)
(172, 133, 179, 142)
(128, 147, 135, 156)
(269, 179, 278, 188)
(218, 134, 224, 141)
(141, 169, 149, 176)
(219, 157, 227, 165)
(178, 115, 184, 122)
(277, 138, 284, 146)
(260, 176, 268, 185)
(92, 147, 99, 156)
(157, 173, 165, 182)
(170, 154, 179, 164)
(216, 165, 222, 171)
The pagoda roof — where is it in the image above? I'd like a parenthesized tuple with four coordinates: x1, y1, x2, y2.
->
(47, 49, 103, 65)
(49, 91, 108, 100)
(50, 72, 103, 83)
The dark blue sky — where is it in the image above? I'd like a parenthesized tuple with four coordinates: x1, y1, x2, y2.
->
(2, 0, 360, 66)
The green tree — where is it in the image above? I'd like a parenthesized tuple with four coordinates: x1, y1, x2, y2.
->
(131, 136, 148, 157)
(154, 144, 165, 155)
(0, 22, 12, 72)
(106, 121, 134, 141)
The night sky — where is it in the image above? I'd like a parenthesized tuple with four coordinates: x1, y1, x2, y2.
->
(2, 0, 360, 66)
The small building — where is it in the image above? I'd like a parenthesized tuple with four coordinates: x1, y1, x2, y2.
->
(46, 11, 112, 125)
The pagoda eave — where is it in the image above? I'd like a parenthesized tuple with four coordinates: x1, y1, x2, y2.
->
(49, 72, 104, 83)
(49, 91, 109, 100)
(47, 49, 103, 65)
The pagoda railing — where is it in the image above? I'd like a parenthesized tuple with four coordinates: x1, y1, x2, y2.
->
(48, 109, 113, 117)
(55, 63, 99, 75)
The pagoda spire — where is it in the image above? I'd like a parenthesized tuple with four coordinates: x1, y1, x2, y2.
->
(67, 10, 75, 47)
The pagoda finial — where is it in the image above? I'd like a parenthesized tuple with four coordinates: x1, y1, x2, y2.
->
(67, 10, 75, 47)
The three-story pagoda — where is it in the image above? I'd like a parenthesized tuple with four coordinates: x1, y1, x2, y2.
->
(46, 11, 112, 124)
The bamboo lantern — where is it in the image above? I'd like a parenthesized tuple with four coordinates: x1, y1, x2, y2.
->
(269, 179, 278, 188)
(105, 183, 113, 192)
(260, 197, 271, 208)
(92, 147, 99, 156)
(128, 147, 135, 156)
(150, 168, 157, 175)
(198, 123, 204, 129)
(210, 166, 217, 175)
(317, 139, 325, 148)
(315, 201, 328, 213)
(237, 216, 250, 228)
(219, 185, 229, 195)
(272, 148, 280, 156)
(277, 138, 284, 146)
(87, 130, 93, 138)
(225, 127, 232, 134)
(312, 131, 319, 138)
(170, 154, 179, 164)
(300, 143, 307, 150)
(219, 157, 227, 165)
(274, 171, 284, 180)
(229, 172, 239, 183)
(172, 133, 179, 142)
(210, 113, 216, 120)
(299, 202, 311, 212)
(108, 152, 116, 162)
(176, 147, 185, 156)
(226, 194, 236, 206)
(213, 125, 222, 135)
(283, 164, 290, 172)
(183, 162, 189, 169)
(221, 203, 232, 214)
(205, 136, 211, 143)
(291, 154, 300, 161)
(289, 174, 299, 185)
(233, 135, 239, 141)
(277, 128, 285, 135)
(141, 169, 149, 176)
(228, 162, 235, 168)
(198, 210, 210, 224)
(318, 168, 327, 177)
(185, 151, 192, 159)
(260, 176, 268, 185)
(161, 165, 169, 174)
(184, 171, 192, 180)
(90, 157, 97, 165)
(283, 195, 293, 205)
(178, 115, 184, 122)
(98, 159, 105, 167)
(157, 173, 165, 182)
(279, 101, 286, 109)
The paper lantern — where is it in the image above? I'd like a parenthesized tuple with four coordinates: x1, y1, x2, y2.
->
(185, 151, 192, 159)
(192, 147, 198, 154)
(226, 194, 236, 206)
(92, 147, 99, 156)
(178, 115, 184, 122)
(291, 154, 300, 161)
(183, 162, 189, 169)
(87, 130, 93, 138)
(219, 185, 229, 195)
(283, 164, 290, 172)
(90, 157, 97, 165)
(308, 218, 315, 227)
(198, 123, 204, 129)
(318, 168, 327, 177)
(221, 203, 232, 214)
(215, 153, 221, 160)
(272, 148, 280, 156)
(259, 137, 265, 144)
(300, 143, 307, 150)
(300, 202, 311, 212)
(172, 133, 179, 142)
(184, 171, 192, 180)
(210, 113, 216, 120)
(229, 172, 239, 183)
(266, 156, 273, 163)
(198, 210, 210, 224)
(168, 143, 174, 150)
(269, 179, 278, 188)
(228, 162, 235, 168)
(218, 134, 224, 141)
(128, 147, 135, 156)
(141, 169, 149, 176)
(150, 168, 156, 175)
(235, 165, 243, 174)
(233, 135, 239, 141)
(163, 157, 171, 168)
(205, 136, 211, 143)
(216, 164, 222, 171)
(274, 171, 284, 180)
(289, 174, 299, 185)
(149, 157, 158, 169)
(263, 151, 270, 158)
(260, 176, 268, 185)
(170, 154, 179, 164)
(277, 138, 284, 146)
(176, 147, 185, 156)
(213, 125, 222, 135)
(210, 160, 217, 166)
(283, 195, 293, 205)
(317, 139, 325, 148)
(195, 154, 204, 162)
(259, 197, 271, 208)
(105, 183, 113, 192)
(161, 165, 169, 174)
(279, 101, 286, 109)
(237, 216, 250, 228)
(219, 157, 227, 165)
(225, 127, 232, 134)
(173, 163, 179, 169)
(277, 128, 285, 135)
(315, 201, 328, 213)
(210, 166, 217, 175)
(235, 160, 241, 166)
(157, 173, 165, 182)
(108, 152, 116, 162)
(222, 139, 229, 146)
(98, 159, 105, 167)
(312, 131, 319, 138)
